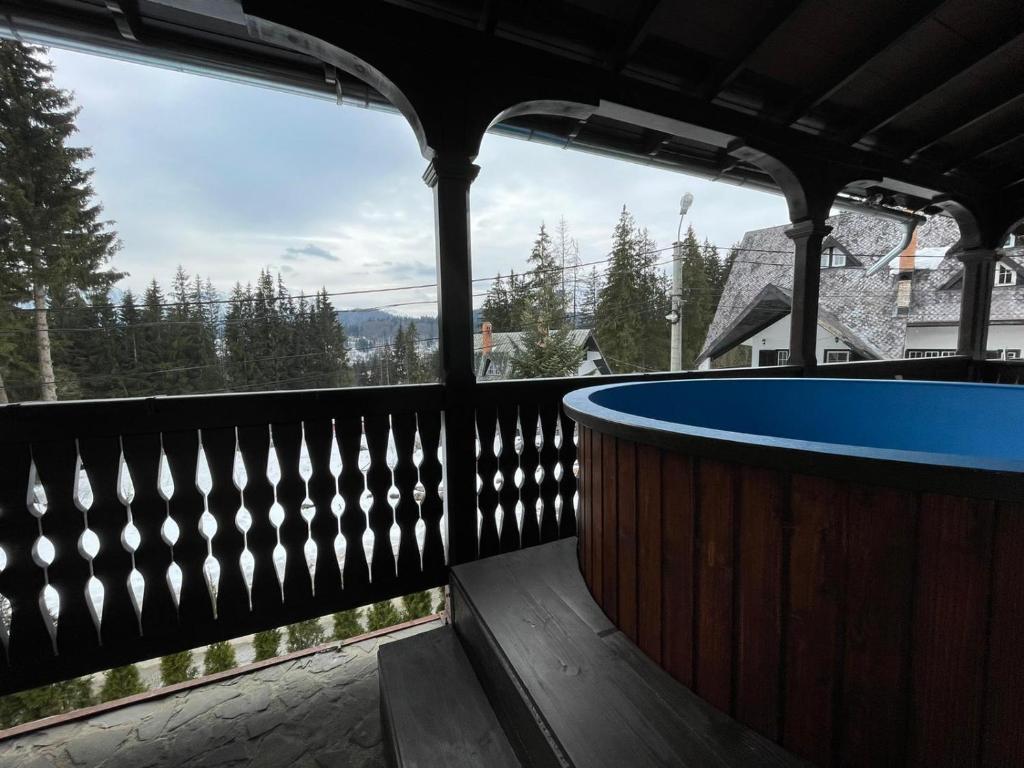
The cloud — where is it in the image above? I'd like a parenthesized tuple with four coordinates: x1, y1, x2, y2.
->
(282, 244, 339, 262)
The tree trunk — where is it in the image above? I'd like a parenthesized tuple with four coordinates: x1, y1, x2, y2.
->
(33, 282, 58, 401)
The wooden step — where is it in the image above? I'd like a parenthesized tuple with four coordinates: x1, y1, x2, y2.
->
(450, 538, 809, 768)
(378, 624, 522, 768)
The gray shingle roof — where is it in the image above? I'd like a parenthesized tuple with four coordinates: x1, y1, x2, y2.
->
(698, 211, 1004, 361)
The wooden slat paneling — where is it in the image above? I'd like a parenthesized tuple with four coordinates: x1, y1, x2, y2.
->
(590, 427, 604, 609)
(694, 458, 736, 714)
(660, 451, 694, 687)
(636, 443, 662, 664)
(838, 485, 916, 767)
(600, 433, 618, 623)
(908, 494, 994, 768)
(982, 502, 1024, 766)
(783, 474, 847, 766)
(735, 466, 785, 740)
(616, 439, 638, 642)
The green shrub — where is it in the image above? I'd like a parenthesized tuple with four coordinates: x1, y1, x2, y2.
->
(0, 678, 94, 730)
(99, 665, 146, 703)
(203, 642, 237, 675)
(286, 619, 326, 653)
(159, 651, 197, 686)
(253, 628, 281, 661)
(332, 609, 363, 641)
(401, 590, 433, 621)
(365, 600, 402, 631)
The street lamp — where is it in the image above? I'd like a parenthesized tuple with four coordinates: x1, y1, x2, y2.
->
(669, 193, 694, 371)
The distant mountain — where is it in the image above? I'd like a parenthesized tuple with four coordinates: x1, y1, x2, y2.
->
(338, 308, 483, 346)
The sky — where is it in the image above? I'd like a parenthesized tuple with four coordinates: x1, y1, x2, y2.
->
(50, 46, 790, 316)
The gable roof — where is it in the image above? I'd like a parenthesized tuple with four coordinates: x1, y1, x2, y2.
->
(473, 328, 610, 378)
(699, 211, 963, 362)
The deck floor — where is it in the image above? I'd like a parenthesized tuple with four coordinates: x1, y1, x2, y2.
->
(1, 619, 442, 768)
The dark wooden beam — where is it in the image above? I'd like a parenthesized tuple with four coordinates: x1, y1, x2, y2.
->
(786, 0, 946, 126)
(608, 0, 663, 72)
(843, 29, 1024, 147)
(699, 0, 809, 100)
(478, 0, 499, 34)
(907, 91, 1024, 170)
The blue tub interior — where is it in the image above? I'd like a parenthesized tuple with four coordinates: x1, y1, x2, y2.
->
(584, 379, 1024, 469)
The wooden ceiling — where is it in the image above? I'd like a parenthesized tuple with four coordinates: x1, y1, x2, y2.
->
(3, 0, 1023, 225)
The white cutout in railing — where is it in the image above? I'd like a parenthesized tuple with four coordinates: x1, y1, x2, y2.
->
(117, 442, 146, 634)
(27, 459, 59, 653)
(533, 412, 545, 531)
(73, 446, 104, 642)
(0, 544, 9, 657)
(413, 417, 426, 567)
(267, 428, 287, 600)
(492, 415, 505, 536)
(329, 422, 346, 588)
(359, 418, 374, 576)
(474, 420, 483, 542)
(572, 421, 580, 521)
(438, 440, 447, 562)
(195, 433, 219, 618)
(232, 432, 255, 609)
(298, 425, 318, 593)
(158, 440, 183, 611)
(386, 419, 401, 570)
(513, 411, 525, 538)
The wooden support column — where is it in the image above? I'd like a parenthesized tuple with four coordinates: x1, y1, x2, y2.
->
(424, 154, 480, 565)
(785, 218, 831, 372)
(956, 248, 997, 359)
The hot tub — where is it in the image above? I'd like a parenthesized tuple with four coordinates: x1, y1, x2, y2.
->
(564, 378, 1024, 768)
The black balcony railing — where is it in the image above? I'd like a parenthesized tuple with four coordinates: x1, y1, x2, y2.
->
(0, 354, 1005, 694)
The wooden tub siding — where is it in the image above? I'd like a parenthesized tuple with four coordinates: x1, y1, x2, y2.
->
(576, 427, 1023, 768)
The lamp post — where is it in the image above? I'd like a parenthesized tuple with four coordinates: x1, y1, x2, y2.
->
(668, 192, 694, 371)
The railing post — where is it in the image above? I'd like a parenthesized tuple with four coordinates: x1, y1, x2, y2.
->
(956, 248, 997, 360)
(785, 217, 832, 372)
(424, 154, 480, 566)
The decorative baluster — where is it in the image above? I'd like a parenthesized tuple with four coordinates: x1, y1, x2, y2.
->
(365, 413, 397, 586)
(496, 405, 521, 552)
(298, 425, 318, 593)
(266, 431, 287, 601)
(233, 435, 255, 608)
(160, 430, 209, 621)
(558, 409, 580, 538)
(302, 419, 342, 601)
(116, 442, 145, 634)
(268, 421, 307, 604)
(385, 421, 402, 568)
(415, 411, 446, 577)
(157, 442, 182, 611)
(195, 433, 220, 619)
(0, 543, 9, 659)
(475, 407, 500, 558)
(518, 403, 542, 549)
(329, 421, 347, 587)
(391, 411, 420, 578)
(27, 459, 58, 653)
(236, 424, 278, 608)
(336, 414, 369, 591)
(538, 403, 562, 542)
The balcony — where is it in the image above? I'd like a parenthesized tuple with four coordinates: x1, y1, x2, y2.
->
(4, 1, 1024, 766)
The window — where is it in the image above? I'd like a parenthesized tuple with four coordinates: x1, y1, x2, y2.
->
(758, 349, 789, 366)
(824, 349, 850, 363)
(778, 349, 790, 364)
(906, 349, 956, 358)
(820, 247, 847, 269)
(986, 349, 1021, 360)
(995, 263, 1016, 286)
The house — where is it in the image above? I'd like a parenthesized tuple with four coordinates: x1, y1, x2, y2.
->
(698, 212, 1024, 369)
(473, 326, 609, 380)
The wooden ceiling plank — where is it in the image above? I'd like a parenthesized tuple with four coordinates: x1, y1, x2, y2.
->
(608, 0, 664, 71)
(845, 29, 1024, 146)
(698, 0, 810, 100)
(910, 91, 1024, 170)
(787, 0, 947, 125)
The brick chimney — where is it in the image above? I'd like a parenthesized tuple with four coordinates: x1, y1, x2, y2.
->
(898, 229, 918, 273)
(482, 321, 492, 357)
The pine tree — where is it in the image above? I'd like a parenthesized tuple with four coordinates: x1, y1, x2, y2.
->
(332, 609, 363, 641)
(481, 270, 530, 332)
(679, 227, 713, 368)
(99, 665, 146, 702)
(509, 224, 584, 378)
(0, 43, 121, 400)
(434, 588, 446, 614)
(286, 618, 326, 652)
(365, 600, 402, 631)
(252, 628, 281, 662)
(401, 590, 434, 621)
(203, 641, 237, 675)
(0, 678, 94, 730)
(160, 651, 197, 687)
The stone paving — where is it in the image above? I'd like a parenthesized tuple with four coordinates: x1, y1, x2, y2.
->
(0, 619, 443, 768)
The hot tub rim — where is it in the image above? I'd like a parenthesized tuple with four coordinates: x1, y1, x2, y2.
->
(563, 378, 1024, 503)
